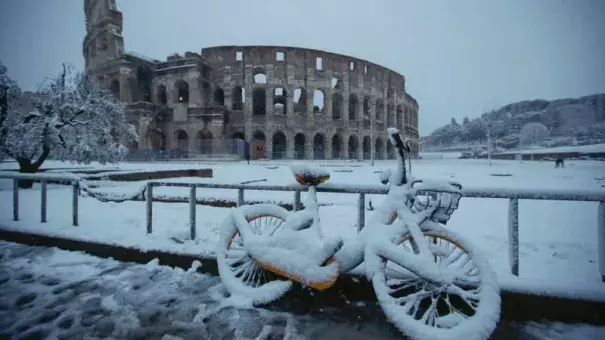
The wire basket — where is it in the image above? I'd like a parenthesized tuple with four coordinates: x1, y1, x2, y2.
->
(409, 188, 462, 224)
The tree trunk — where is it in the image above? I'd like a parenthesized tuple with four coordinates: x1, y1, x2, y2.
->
(17, 161, 40, 189)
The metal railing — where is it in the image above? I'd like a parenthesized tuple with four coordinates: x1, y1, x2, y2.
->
(1, 172, 604, 282)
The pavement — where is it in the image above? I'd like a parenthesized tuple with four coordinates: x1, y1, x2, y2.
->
(1, 240, 604, 340)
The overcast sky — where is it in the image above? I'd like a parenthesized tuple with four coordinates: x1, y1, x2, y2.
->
(1, 0, 604, 135)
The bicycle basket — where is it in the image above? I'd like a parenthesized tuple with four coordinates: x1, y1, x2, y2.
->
(409, 185, 462, 224)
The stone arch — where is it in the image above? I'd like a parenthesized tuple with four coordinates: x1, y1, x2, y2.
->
(387, 103, 395, 126)
(348, 135, 358, 159)
(363, 96, 371, 119)
(174, 80, 189, 103)
(294, 133, 306, 159)
(147, 128, 167, 150)
(273, 87, 287, 115)
(375, 138, 384, 160)
(198, 129, 212, 154)
(313, 90, 325, 113)
(175, 130, 188, 158)
(332, 93, 343, 120)
(251, 130, 266, 159)
(253, 66, 267, 84)
(362, 136, 371, 160)
(293, 88, 307, 113)
(387, 88, 394, 99)
(213, 87, 225, 106)
(331, 77, 342, 90)
(110, 79, 120, 100)
(272, 131, 287, 159)
(396, 104, 403, 127)
(232, 87, 245, 110)
(331, 134, 343, 159)
(252, 88, 266, 115)
(313, 133, 325, 159)
(376, 99, 384, 121)
(387, 141, 395, 159)
(156, 84, 167, 105)
(348, 93, 358, 121)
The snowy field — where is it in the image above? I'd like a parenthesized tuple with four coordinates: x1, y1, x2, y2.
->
(1, 240, 604, 340)
(0, 158, 604, 302)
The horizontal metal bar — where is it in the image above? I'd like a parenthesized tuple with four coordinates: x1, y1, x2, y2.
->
(1, 172, 604, 203)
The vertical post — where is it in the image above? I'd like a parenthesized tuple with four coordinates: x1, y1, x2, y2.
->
(146, 182, 153, 234)
(237, 188, 245, 207)
(189, 186, 196, 240)
(293, 191, 301, 211)
(357, 193, 366, 233)
(508, 198, 519, 276)
(72, 181, 79, 227)
(12, 178, 18, 221)
(41, 180, 47, 223)
(598, 202, 605, 283)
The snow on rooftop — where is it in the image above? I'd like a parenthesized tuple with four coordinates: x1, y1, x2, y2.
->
(125, 51, 157, 63)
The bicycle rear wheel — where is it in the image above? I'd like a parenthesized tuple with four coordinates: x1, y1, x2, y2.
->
(370, 221, 500, 340)
(216, 204, 293, 305)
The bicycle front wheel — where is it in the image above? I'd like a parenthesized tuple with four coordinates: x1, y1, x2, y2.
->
(370, 221, 501, 340)
(216, 204, 293, 306)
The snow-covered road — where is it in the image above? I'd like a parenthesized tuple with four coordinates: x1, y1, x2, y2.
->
(1, 241, 604, 340)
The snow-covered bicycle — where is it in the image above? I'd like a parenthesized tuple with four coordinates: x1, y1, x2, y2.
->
(216, 127, 501, 340)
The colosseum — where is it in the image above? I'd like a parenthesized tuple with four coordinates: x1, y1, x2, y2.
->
(83, 0, 419, 160)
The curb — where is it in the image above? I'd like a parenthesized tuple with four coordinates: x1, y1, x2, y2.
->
(1, 228, 604, 325)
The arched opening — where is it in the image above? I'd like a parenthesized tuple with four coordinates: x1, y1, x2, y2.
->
(313, 90, 325, 113)
(174, 80, 189, 103)
(272, 132, 287, 159)
(294, 133, 306, 159)
(148, 129, 166, 150)
(156, 85, 167, 105)
(332, 93, 343, 120)
(375, 138, 383, 160)
(348, 135, 358, 159)
(331, 77, 342, 90)
(232, 87, 245, 110)
(136, 65, 153, 102)
(387, 142, 394, 159)
(253, 88, 266, 115)
(387, 103, 394, 126)
(273, 87, 287, 115)
(387, 88, 394, 99)
(363, 96, 371, 120)
(348, 94, 358, 121)
(293, 88, 307, 113)
(251, 130, 266, 159)
(396, 105, 403, 128)
(213, 88, 225, 106)
(175, 130, 188, 158)
(110, 79, 120, 100)
(198, 129, 212, 154)
(331, 134, 342, 159)
(376, 99, 384, 122)
(253, 67, 267, 84)
(313, 133, 325, 159)
(363, 136, 371, 160)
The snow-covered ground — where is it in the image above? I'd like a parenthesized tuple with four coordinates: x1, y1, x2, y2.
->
(499, 143, 605, 155)
(1, 240, 604, 340)
(0, 159, 604, 302)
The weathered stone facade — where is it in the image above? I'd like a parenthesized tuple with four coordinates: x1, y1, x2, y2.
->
(83, 0, 419, 160)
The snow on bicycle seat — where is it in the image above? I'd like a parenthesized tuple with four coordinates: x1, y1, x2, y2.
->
(290, 163, 330, 187)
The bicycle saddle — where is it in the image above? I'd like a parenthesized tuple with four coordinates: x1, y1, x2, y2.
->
(290, 163, 330, 187)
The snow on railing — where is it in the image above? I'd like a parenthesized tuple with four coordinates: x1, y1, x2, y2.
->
(1, 172, 604, 282)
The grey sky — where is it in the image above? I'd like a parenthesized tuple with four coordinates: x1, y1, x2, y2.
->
(1, 0, 604, 135)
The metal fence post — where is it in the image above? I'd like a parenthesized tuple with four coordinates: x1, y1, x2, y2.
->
(41, 180, 47, 223)
(357, 193, 366, 233)
(146, 182, 153, 234)
(189, 186, 196, 240)
(508, 198, 519, 276)
(598, 202, 605, 283)
(12, 179, 18, 221)
(72, 181, 79, 226)
(294, 191, 301, 211)
(237, 188, 245, 207)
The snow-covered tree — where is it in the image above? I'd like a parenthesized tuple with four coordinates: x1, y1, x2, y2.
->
(0, 61, 137, 187)
(519, 122, 549, 148)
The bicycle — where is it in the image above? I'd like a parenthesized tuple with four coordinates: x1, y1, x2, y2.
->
(216, 127, 501, 340)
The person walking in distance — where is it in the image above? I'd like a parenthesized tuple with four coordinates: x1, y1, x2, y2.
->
(244, 140, 250, 164)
